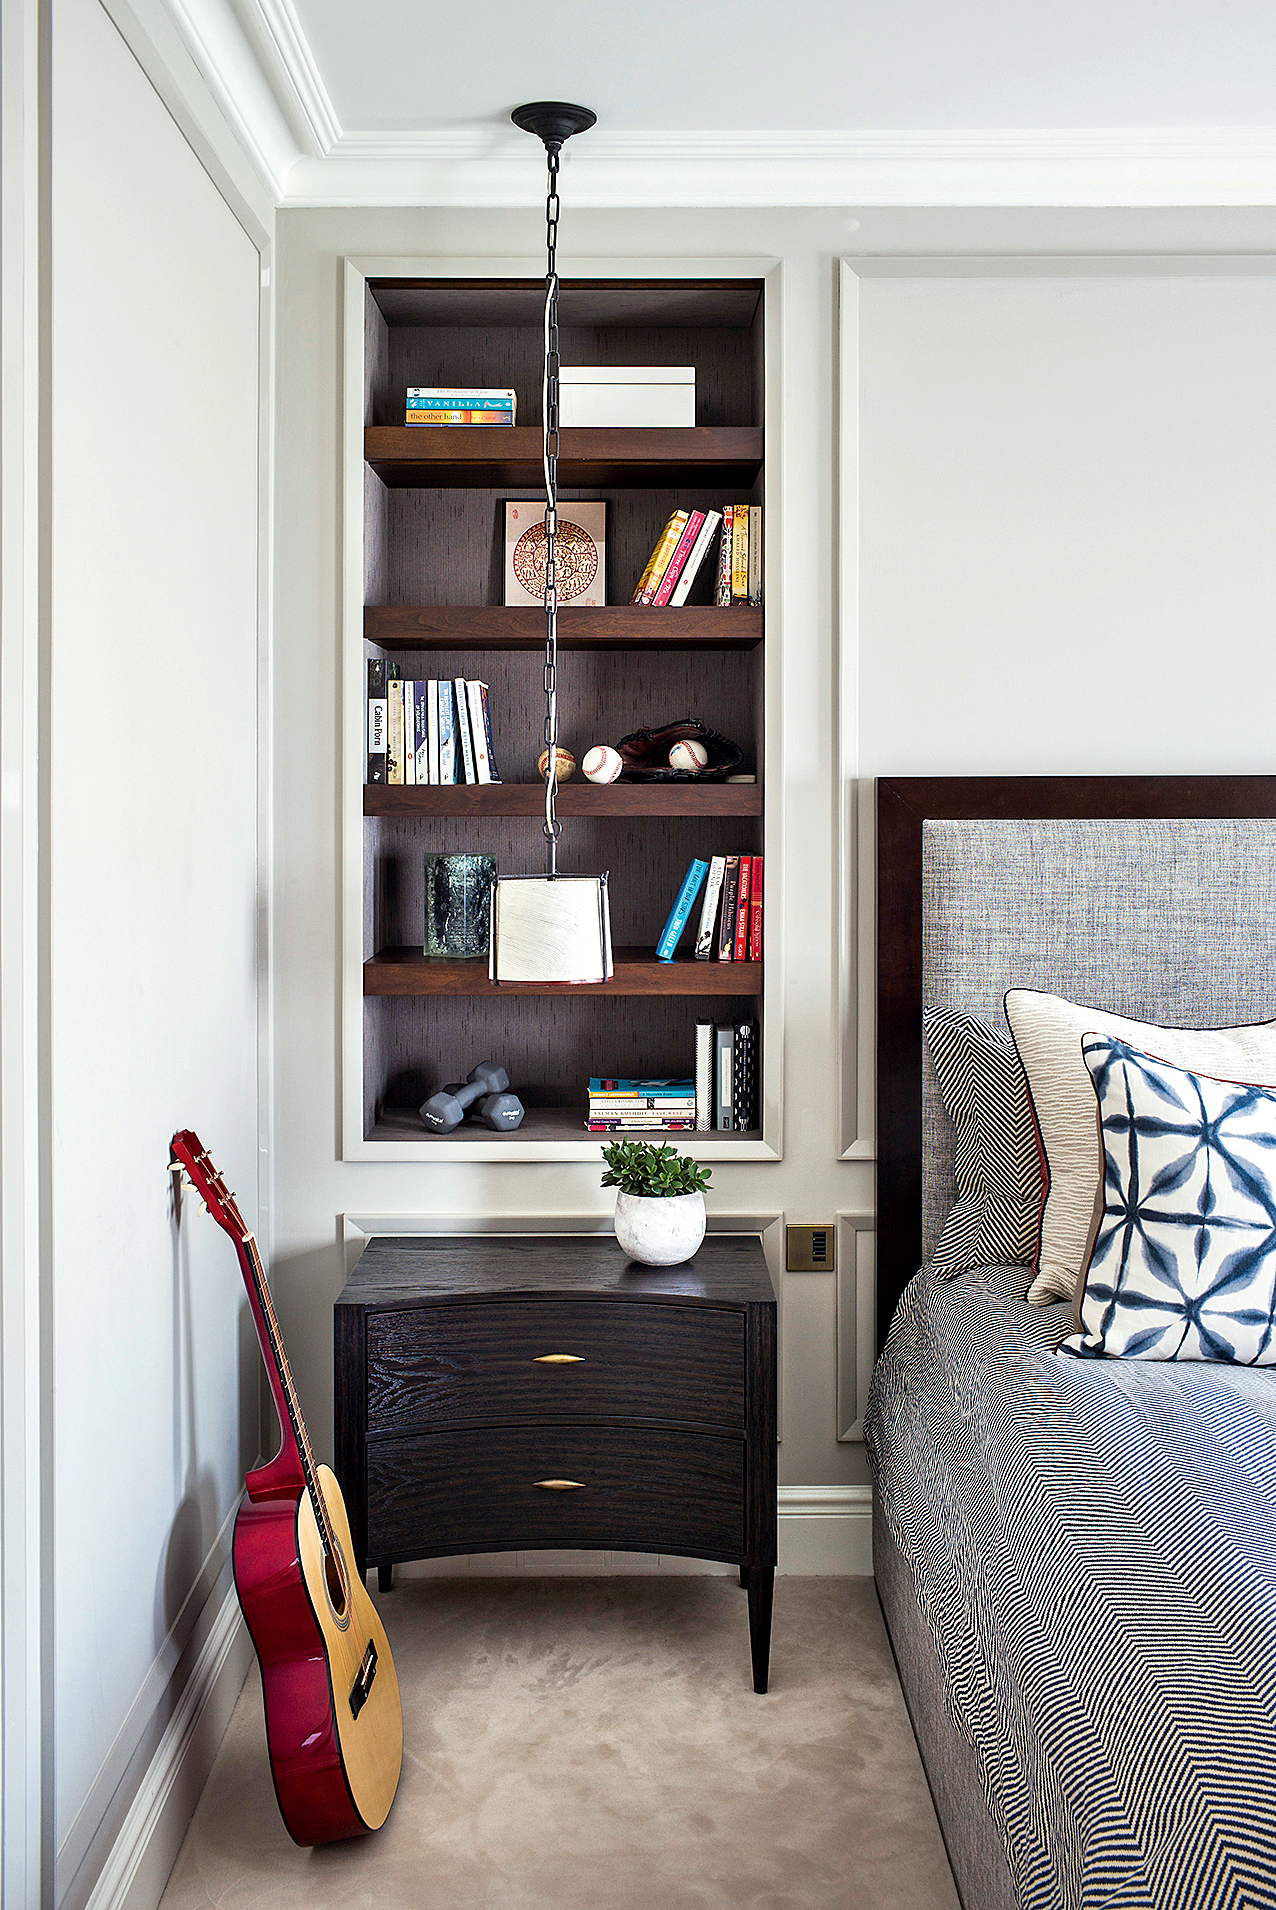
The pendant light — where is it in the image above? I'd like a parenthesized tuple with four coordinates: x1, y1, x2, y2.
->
(489, 101, 614, 986)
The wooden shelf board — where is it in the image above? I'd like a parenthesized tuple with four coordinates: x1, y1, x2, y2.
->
(366, 1104, 761, 1148)
(364, 605, 763, 652)
(365, 425, 763, 490)
(364, 946, 764, 998)
(364, 781, 762, 819)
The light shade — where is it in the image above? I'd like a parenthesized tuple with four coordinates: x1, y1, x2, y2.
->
(490, 874, 613, 984)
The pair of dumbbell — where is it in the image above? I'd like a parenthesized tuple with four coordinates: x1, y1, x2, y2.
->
(420, 1062, 524, 1135)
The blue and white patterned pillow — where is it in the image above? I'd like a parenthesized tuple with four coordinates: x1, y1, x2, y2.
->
(1061, 1035, 1276, 1364)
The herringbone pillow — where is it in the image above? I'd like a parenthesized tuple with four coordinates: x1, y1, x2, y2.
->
(924, 1008, 1042, 1280)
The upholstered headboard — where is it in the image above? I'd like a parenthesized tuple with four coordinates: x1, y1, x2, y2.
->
(876, 778, 1276, 1351)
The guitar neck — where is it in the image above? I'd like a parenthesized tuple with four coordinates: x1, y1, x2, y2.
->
(236, 1227, 336, 1556)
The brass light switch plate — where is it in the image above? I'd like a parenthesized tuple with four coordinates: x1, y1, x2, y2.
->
(786, 1224, 835, 1272)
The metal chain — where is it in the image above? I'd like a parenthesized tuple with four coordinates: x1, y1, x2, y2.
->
(540, 146, 562, 876)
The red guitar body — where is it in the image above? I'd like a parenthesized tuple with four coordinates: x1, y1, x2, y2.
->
(171, 1131, 401, 1846)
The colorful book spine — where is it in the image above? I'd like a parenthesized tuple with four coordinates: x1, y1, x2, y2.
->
(438, 680, 456, 784)
(651, 511, 705, 607)
(591, 1098, 696, 1113)
(587, 1119, 696, 1132)
(402, 681, 416, 784)
(406, 409, 515, 425)
(715, 507, 734, 607)
(733, 854, 752, 961)
(590, 1079, 695, 1094)
(478, 682, 502, 783)
(367, 658, 388, 784)
(387, 677, 405, 785)
(656, 859, 709, 961)
(694, 855, 726, 960)
(670, 509, 722, 607)
(748, 855, 763, 961)
(716, 856, 741, 960)
(466, 680, 493, 784)
(425, 680, 439, 785)
(453, 676, 477, 783)
(748, 505, 763, 606)
(695, 1021, 713, 1132)
(731, 505, 749, 603)
(632, 514, 677, 603)
(638, 511, 689, 606)
(407, 388, 516, 404)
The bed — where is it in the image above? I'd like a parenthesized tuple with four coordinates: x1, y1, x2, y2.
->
(865, 778, 1276, 1910)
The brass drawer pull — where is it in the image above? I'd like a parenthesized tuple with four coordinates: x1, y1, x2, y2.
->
(533, 1353, 584, 1363)
(534, 1478, 585, 1490)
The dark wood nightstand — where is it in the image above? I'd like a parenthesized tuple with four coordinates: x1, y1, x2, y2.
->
(333, 1233, 778, 1691)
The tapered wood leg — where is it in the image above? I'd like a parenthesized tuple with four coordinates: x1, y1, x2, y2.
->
(377, 1563, 392, 1594)
(743, 1566, 774, 1693)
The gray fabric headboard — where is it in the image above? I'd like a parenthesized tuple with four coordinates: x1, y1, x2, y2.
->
(921, 818, 1276, 1262)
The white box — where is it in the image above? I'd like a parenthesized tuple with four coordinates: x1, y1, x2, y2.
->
(558, 366, 695, 429)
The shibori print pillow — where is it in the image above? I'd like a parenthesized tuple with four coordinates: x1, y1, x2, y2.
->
(923, 1008, 1042, 1278)
(1061, 1035, 1276, 1364)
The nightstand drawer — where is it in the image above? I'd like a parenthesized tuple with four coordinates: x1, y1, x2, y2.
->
(365, 1300, 744, 1435)
(367, 1424, 745, 1560)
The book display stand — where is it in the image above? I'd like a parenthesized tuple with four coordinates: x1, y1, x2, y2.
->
(346, 271, 778, 1160)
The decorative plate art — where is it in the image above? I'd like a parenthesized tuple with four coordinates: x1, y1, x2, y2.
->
(504, 500, 606, 607)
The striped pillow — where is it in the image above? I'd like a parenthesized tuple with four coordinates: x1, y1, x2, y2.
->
(924, 1008, 1042, 1279)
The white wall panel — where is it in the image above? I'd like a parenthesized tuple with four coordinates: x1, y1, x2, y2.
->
(51, 0, 261, 1895)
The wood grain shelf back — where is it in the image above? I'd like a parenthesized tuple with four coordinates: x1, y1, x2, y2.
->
(364, 606, 763, 651)
(364, 946, 764, 998)
(365, 426, 763, 490)
(364, 783, 763, 819)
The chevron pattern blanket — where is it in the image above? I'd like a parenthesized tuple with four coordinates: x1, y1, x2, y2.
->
(866, 1262, 1276, 1910)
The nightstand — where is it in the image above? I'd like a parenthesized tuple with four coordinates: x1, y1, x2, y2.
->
(333, 1233, 778, 1691)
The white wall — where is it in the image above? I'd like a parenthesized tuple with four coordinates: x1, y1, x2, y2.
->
(50, 0, 264, 1902)
(269, 207, 1276, 1582)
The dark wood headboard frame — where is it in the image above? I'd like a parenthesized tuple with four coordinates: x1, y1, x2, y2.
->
(876, 775, 1276, 1351)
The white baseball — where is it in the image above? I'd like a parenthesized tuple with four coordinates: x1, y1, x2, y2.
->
(669, 739, 709, 772)
(582, 745, 623, 784)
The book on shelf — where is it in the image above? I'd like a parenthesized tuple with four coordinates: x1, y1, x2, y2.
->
(748, 505, 762, 607)
(711, 506, 762, 608)
(656, 859, 709, 961)
(716, 857, 741, 960)
(651, 511, 705, 606)
(634, 511, 688, 605)
(711, 1018, 758, 1132)
(732, 855, 752, 961)
(715, 506, 735, 607)
(694, 856, 726, 959)
(713, 1024, 734, 1130)
(669, 509, 722, 606)
(405, 387, 516, 425)
(748, 855, 764, 961)
(695, 1021, 713, 1131)
(366, 659, 388, 784)
(731, 505, 750, 603)
(365, 674, 502, 786)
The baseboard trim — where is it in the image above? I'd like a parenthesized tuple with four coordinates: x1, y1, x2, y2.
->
(83, 1585, 251, 1910)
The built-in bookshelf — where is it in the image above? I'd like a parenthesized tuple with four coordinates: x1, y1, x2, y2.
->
(344, 266, 779, 1160)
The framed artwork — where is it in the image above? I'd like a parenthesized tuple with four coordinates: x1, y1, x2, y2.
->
(504, 500, 607, 607)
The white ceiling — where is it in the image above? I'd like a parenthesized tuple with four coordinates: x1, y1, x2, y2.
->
(167, 0, 1276, 207)
(292, 0, 1276, 135)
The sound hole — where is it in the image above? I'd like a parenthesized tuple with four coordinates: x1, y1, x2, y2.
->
(324, 1547, 348, 1618)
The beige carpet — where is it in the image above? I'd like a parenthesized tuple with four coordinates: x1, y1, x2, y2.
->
(158, 1576, 960, 1909)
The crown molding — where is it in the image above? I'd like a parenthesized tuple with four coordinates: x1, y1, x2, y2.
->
(285, 126, 1276, 209)
(149, 0, 1276, 211)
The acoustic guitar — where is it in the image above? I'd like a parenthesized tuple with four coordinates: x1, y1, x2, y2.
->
(169, 1130, 402, 1845)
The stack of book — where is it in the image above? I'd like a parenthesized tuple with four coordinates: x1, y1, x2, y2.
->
(405, 387, 516, 425)
(694, 1020, 758, 1132)
(631, 506, 761, 607)
(367, 664, 502, 786)
(655, 854, 764, 963)
(587, 1079, 697, 1133)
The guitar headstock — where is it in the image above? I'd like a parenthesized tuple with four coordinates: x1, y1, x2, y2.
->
(170, 1130, 249, 1241)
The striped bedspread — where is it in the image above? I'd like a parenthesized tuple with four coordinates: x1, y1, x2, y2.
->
(865, 1262, 1276, 1910)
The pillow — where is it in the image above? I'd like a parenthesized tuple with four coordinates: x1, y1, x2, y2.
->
(1004, 991, 1276, 1306)
(923, 1008, 1042, 1277)
(1060, 1036, 1276, 1363)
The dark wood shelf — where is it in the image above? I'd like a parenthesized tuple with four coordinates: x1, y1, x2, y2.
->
(364, 781, 762, 819)
(366, 1105, 761, 1146)
(364, 946, 764, 998)
(365, 425, 764, 490)
(364, 605, 763, 651)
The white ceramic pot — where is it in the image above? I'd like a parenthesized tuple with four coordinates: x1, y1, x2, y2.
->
(613, 1189, 706, 1267)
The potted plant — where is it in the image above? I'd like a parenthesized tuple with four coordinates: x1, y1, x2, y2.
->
(601, 1139, 712, 1266)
